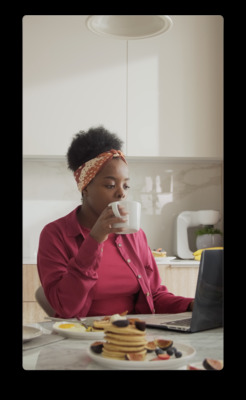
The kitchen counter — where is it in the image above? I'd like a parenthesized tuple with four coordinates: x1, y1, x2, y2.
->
(155, 258, 200, 267)
(23, 258, 200, 266)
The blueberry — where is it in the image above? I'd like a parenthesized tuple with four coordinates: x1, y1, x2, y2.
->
(155, 348, 164, 355)
(167, 347, 175, 356)
(175, 351, 182, 358)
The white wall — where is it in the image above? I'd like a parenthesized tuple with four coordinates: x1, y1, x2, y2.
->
(23, 15, 127, 155)
(127, 15, 223, 157)
(23, 15, 223, 158)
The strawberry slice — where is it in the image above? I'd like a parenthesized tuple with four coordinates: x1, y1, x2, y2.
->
(158, 353, 170, 360)
(151, 353, 170, 361)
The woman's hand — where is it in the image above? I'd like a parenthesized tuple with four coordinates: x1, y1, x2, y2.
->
(89, 205, 128, 243)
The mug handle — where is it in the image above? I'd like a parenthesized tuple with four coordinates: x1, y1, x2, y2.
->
(110, 202, 121, 218)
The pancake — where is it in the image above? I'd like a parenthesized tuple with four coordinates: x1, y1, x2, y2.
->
(92, 319, 111, 331)
(104, 342, 146, 352)
(104, 323, 146, 336)
(102, 348, 147, 360)
(104, 332, 147, 344)
(101, 320, 147, 360)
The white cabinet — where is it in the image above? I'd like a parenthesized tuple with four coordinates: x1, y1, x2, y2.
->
(157, 264, 199, 298)
(127, 15, 223, 158)
(23, 15, 223, 159)
(23, 16, 127, 156)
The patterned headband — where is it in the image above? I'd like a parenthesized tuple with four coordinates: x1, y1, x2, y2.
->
(74, 149, 127, 192)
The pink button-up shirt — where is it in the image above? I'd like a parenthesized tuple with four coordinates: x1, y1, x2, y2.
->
(37, 206, 193, 318)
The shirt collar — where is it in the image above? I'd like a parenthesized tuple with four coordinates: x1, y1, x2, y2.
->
(65, 205, 87, 238)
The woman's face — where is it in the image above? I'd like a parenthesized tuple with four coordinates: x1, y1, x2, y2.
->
(82, 158, 130, 217)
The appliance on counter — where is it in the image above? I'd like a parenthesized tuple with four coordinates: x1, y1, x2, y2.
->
(173, 210, 220, 259)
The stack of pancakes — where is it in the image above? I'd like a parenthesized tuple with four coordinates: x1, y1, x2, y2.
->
(102, 322, 147, 360)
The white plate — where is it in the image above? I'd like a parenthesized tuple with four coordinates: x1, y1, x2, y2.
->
(155, 257, 176, 264)
(87, 342, 196, 370)
(52, 321, 104, 340)
(23, 325, 43, 343)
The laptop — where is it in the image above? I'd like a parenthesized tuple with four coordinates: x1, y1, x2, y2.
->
(145, 249, 224, 333)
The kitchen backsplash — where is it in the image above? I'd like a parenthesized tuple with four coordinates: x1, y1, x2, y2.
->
(23, 157, 223, 263)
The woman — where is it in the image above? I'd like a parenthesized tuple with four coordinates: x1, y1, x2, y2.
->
(37, 126, 194, 318)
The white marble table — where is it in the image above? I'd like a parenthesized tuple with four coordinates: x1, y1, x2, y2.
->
(23, 314, 223, 370)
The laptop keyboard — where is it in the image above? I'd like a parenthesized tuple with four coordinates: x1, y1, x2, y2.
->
(164, 318, 192, 327)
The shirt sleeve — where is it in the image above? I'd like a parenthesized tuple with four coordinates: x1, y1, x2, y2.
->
(147, 248, 194, 313)
(37, 222, 103, 318)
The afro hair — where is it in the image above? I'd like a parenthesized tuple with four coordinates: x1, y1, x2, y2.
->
(66, 126, 124, 172)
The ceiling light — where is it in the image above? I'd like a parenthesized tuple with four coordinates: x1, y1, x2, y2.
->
(86, 15, 173, 40)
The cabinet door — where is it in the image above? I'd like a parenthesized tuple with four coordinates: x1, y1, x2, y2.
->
(23, 16, 127, 156)
(23, 264, 47, 323)
(127, 15, 223, 158)
(157, 264, 199, 298)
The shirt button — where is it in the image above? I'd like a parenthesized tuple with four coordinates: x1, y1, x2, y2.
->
(146, 292, 150, 297)
(137, 274, 142, 279)
(127, 259, 131, 263)
(118, 243, 122, 247)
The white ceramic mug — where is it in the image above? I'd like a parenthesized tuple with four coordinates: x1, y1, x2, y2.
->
(108, 200, 141, 234)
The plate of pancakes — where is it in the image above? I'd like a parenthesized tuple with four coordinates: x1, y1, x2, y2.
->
(87, 320, 196, 370)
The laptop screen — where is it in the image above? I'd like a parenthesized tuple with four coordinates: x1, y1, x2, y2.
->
(190, 249, 224, 332)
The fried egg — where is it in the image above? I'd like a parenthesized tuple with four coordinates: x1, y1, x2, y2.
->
(58, 323, 86, 332)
